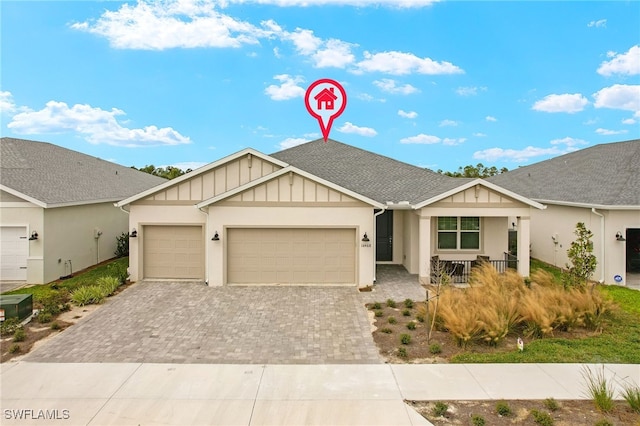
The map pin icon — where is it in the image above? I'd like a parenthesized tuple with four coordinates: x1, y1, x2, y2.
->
(305, 79, 347, 142)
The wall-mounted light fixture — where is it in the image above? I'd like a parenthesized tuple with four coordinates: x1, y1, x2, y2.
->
(28, 231, 38, 241)
(616, 232, 626, 241)
(130, 228, 137, 238)
(212, 231, 220, 241)
(362, 232, 369, 242)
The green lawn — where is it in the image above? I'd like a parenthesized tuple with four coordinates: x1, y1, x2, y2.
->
(2, 257, 128, 304)
(451, 261, 640, 364)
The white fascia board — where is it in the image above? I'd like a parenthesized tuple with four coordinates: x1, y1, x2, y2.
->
(116, 148, 288, 207)
(533, 199, 640, 211)
(412, 179, 545, 210)
(196, 166, 385, 209)
(0, 185, 47, 208)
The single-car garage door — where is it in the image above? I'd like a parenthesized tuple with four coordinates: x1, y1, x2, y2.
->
(227, 228, 356, 284)
(0, 226, 28, 281)
(144, 225, 204, 279)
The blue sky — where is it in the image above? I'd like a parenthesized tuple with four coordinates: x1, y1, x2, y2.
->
(1, 0, 639, 172)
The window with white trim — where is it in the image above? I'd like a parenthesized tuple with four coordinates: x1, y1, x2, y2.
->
(437, 217, 480, 250)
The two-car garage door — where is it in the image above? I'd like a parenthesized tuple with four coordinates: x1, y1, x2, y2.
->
(227, 228, 356, 284)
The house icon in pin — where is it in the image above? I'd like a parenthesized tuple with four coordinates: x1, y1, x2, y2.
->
(314, 87, 338, 110)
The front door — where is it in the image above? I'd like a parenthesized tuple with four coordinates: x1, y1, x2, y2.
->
(627, 229, 640, 273)
(376, 210, 393, 261)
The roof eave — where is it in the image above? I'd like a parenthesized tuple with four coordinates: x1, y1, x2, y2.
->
(0, 185, 47, 208)
(532, 199, 640, 211)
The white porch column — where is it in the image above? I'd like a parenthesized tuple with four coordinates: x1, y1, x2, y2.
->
(517, 216, 531, 277)
(419, 215, 431, 284)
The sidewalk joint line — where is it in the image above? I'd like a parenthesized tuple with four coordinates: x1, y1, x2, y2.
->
(86, 362, 143, 426)
(248, 364, 267, 426)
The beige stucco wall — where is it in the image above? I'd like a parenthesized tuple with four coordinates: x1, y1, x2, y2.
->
(207, 205, 375, 286)
(43, 203, 128, 283)
(0, 196, 44, 284)
(530, 204, 640, 285)
(401, 210, 420, 275)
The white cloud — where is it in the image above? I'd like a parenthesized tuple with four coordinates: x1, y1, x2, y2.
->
(485, 116, 497, 122)
(595, 128, 628, 136)
(71, 0, 274, 50)
(532, 93, 589, 113)
(357, 93, 386, 103)
(473, 146, 563, 163)
(264, 74, 305, 100)
(398, 110, 417, 119)
(285, 28, 322, 55)
(273, 47, 281, 58)
(550, 137, 588, 148)
(622, 118, 636, 125)
(337, 122, 377, 137)
(400, 133, 440, 144)
(278, 137, 308, 150)
(473, 132, 487, 137)
(597, 45, 640, 76)
(442, 137, 466, 146)
(439, 119, 458, 127)
(373, 79, 419, 95)
(312, 39, 356, 68)
(456, 86, 486, 96)
(0, 91, 17, 114)
(593, 84, 640, 115)
(587, 19, 607, 28)
(357, 51, 463, 75)
(7, 100, 190, 147)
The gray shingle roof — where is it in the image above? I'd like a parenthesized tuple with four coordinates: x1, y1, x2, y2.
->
(271, 138, 469, 205)
(1, 137, 166, 207)
(488, 139, 640, 207)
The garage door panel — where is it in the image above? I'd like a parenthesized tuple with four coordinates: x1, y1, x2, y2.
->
(144, 226, 203, 279)
(0, 227, 28, 281)
(227, 228, 355, 284)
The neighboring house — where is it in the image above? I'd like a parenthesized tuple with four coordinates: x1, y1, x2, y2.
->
(117, 139, 542, 287)
(489, 139, 640, 287)
(0, 137, 166, 285)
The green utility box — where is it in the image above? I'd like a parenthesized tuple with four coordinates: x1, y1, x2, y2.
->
(0, 294, 33, 321)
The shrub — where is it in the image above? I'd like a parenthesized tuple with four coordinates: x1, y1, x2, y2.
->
(380, 328, 392, 334)
(582, 365, 614, 413)
(71, 285, 106, 306)
(397, 347, 407, 358)
(404, 299, 414, 309)
(416, 314, 425, 323)
(8, 343, 21, 354)
(114, 232, 129, 258)
(400, 334, 411, 345)
(495, 401, 512, 416)
(621, 383, 640, 413)
(13, 327, 26, 342)
(107, 260, 128, 284)
(50, 322, 60, 330)
(429, 343, 442, 354)
(386, 299, 396, 308)
(530, 409, 554, 426)
(402, 309, 411, 317)
(388, 316, 397, 324)
(406, 321, 416, 330)
(374, 310, 383, 317)
(594, 420, 613, 426)
(372, 302, 382, 310)
(543, 398, 559, 412)
(471, 414, 485, 426)
(97, 276, 120, 296)
(431, 401, 448, 417)
(0, 318, 21, 336)
(38, 312, 52, 323)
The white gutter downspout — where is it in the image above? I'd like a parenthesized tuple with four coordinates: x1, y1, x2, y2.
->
(373, 207, 387, 283)
(592, 208, 605, 283)
(197, 206, 210, 286)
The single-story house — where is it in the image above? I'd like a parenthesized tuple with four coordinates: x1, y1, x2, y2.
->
(0, 137, 166, 285)
(117, 139, 543, 287)
(489, 139, 640, 287)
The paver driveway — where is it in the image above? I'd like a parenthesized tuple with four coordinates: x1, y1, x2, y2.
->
(26, 282, 382, 364)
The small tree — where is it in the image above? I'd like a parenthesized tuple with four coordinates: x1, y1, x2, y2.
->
(564, 222, 597, 288)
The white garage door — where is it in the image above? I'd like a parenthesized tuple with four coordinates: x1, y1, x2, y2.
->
(143, 226, 204, 279)
(227, 228, 356, 284)
(0, 226, 28, 281)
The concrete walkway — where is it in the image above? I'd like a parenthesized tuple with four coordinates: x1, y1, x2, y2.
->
(1, 362, 638, 425)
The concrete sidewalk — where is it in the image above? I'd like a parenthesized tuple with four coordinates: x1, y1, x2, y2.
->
(1, 362, 638, 425)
